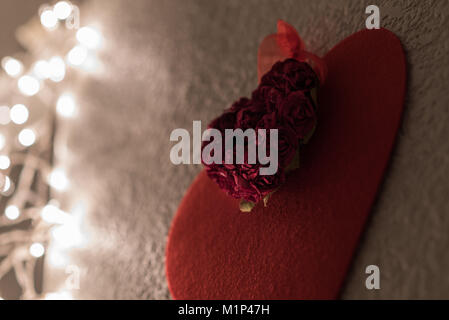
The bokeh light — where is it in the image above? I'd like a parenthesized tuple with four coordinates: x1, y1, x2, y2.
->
(53, 1, 72, 20)
(40, 9, 58, 29)
(33, 60, 51, 79)
(18, 128, 36, 147)
(67, 45, 88, 66)
(0, 106, 11, 125)
(0, 155, 11, 170)
(49, 56, 66, 82)
(2, 176, 11, 193)
(48, 168, 69, 191)
(1, 57, 23, 77)
(29, 243, 45, 258)
(10, 104, 29, 125)
(44, 291, 72, 300)
(41, 204, 70, 225)
(76, 26, 102, 49)
(57, 93, 76, 117)
(0, 133, 6, 150)
(5, 205, 20, 220)
(18, 75, 40, 96)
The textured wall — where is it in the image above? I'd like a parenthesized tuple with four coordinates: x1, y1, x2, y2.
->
(0, 0, 47, 57)
(44, 0, 449, 299)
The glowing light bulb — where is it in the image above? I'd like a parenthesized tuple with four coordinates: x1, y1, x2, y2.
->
(0, 155, 10, 170)
(1, 57, 23, 77)
(10, 104, 29, 125)
(40, 9, 58, 29)
(53, 1, 72, 20)
(48, 56, 66, 82)
(29, 243, 45, 258)
(56, 93, 76, 117)
(0, 106, 10, 125)
(76, 26, 102, 49)
(18, 128, 36, 147)
(0, 134, 5, 150)
(18, 75, 40, 96)
(67, 45, 88, 66)
(5, 205, 20, 220)
(48, 168, 69, 191)
(33, 60, 50, 79)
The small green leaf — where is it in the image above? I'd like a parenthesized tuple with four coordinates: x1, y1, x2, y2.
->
(239, 199, 256, 212)
(286, 148, 300, 173)
(262, 188, 279, 207)
(263, 194, 271, 207)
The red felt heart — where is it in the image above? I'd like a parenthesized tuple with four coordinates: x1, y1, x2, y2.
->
(166, 27, 406, 299)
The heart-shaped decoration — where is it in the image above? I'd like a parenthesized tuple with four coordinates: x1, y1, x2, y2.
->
(166, 25, 406, 299)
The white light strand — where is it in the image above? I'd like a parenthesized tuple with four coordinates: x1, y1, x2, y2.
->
(0, 2, 98, 300)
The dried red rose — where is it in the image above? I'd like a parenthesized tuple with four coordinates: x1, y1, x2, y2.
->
(235, 101, 266, 129)
(251, 85, 283, 113)
(202, 58, 319, 206)
(278, 90, 317, 140)
(206, 161, 285, 203)
(260, 58, 319, 94)
(256, 112, 298, 168)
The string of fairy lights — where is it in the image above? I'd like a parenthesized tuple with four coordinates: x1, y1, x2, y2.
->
(0, 1, 103, 300)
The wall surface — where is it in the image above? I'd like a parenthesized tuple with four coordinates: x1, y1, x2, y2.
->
(31, 0, 449, 299)
(0, 0, 47, 57)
